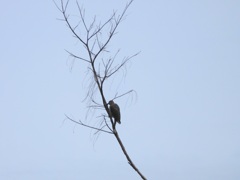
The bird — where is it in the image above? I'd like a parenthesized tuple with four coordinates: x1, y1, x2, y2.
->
(109, 100, 121, 124)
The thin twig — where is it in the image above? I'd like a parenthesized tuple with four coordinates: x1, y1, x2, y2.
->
(65, 114, 113, 134)
(65, 50, 90, 63)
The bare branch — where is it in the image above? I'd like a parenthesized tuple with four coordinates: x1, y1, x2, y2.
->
(107, 52, 140, 78)
(56, 0, 146, 179)
(65, 114, 113, 134)
(88, 13, 115, 40)
(103, 115, 113, 132)
(113, 90, 136, 101)
(53, 0, 62, 12)
(76, 1, 88, 33)
(88, 15, 97, 33)
(58, 0, 87, 45)
(93, 1, 134, 62)
(65, 50, 90, 63)
(114, 131, 147, 180)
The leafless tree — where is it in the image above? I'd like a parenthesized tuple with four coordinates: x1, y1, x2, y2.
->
(54, 0, 146, 179)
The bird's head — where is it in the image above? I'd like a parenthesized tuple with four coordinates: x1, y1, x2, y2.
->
(108, 100, 114, 105)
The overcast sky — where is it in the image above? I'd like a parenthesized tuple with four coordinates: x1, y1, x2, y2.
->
(1, 0, 240, 179)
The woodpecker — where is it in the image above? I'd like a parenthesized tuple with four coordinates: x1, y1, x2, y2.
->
(109, 100, 121, 124)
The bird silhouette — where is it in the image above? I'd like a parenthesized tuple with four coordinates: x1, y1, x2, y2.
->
(109, 100, 121, 124)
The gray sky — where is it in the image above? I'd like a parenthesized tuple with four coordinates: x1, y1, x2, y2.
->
(1, 0, 240, 179)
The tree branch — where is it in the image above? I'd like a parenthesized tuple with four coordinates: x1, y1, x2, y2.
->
(65, 50, 90, 63)
(65, 114, 113, 134)
(114, 131, 147, 180)
(56, 0, 147, 179)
